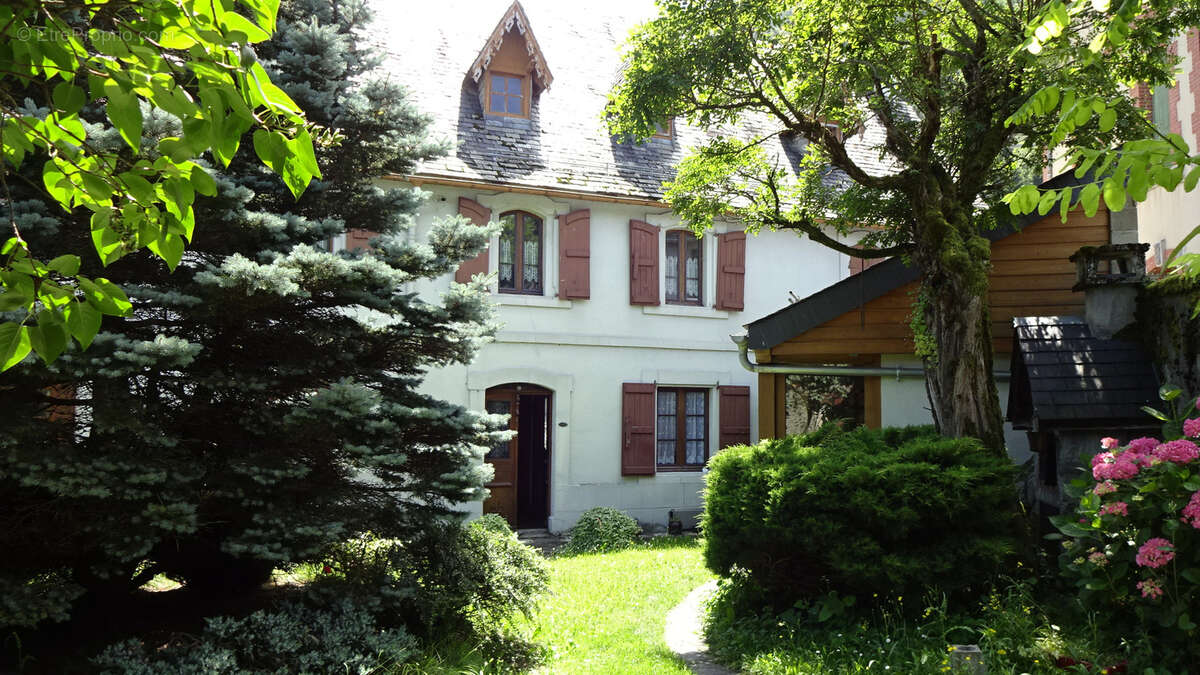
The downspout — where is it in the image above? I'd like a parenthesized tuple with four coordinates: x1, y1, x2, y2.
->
(731, 334, 1010, 381)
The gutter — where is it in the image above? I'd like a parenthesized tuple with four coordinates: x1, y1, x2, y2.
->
(730, 334, 1010, 381)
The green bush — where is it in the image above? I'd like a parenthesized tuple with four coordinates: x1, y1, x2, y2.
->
(703, 425, 1020, 605)
(313, 515, 548, 638)
(560, 507, 642, 555)
(92, 598, 416, 674)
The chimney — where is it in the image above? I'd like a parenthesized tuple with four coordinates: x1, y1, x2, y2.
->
(1068, 243, 1150, 339)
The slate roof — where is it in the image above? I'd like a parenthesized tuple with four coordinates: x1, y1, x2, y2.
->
(369, 0, 896, 201)
(742, 170, 1094, 350)
(1006, 316, 1159, 430)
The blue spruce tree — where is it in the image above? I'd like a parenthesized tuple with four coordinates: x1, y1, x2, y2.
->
(1, 0, 498, 628)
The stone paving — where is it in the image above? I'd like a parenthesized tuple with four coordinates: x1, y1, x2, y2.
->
(663, 579, 738, 675)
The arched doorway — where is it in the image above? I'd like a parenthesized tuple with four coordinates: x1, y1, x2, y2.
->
(484, 383, 551, 529)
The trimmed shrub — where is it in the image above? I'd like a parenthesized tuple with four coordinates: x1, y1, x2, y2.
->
(561, 507, 642, 555)
(92, 598, 416, 674)
(703, 425, 1020, 605)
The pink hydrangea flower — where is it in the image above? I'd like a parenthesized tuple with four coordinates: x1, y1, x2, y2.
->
(1088, 552, 1108, 566)
(1135, 538, 1175, 568)
(1152, 440, 1199, 465)
(1099, 501, 1129, 517)
(1093, 454, 1140, 480)
(1185, 418, 1200, 439)
(1093, 481, 1117, 496)
(1126, 437, 1159, 455)
(1100, 437, 1120, 449)
(1195, 396, 1200, 411)
(1182, 491, 1200, 530)
(1137, 578, 1164, 599)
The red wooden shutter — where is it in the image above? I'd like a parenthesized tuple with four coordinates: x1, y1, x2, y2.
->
(715, 231, 746, 310)
(559, 209, 590, 299)
(621, 383, 656, 475)
(455, 197, 491, 283)
(718, 385, 751, 449)
(345, 228, 377, 252)
(629, 220, 659, 305)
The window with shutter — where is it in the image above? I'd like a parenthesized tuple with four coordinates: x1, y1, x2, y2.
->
(656, 387, 708, 469)
(629, 220, 659, 305)
(621, 383, 656, 475)
(715, 231, 746, 310)
(559, 210, 590, 299)
(497, 210, 543, 294)
(718, 385, 751, 449)
(455, 197, 491, 284)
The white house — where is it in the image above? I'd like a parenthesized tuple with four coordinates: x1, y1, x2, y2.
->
(345, 0, 874, 531)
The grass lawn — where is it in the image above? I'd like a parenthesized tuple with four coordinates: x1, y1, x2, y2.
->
(525, 536, 712, 674)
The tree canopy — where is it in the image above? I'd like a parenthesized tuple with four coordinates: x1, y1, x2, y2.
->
(608, 0, 1198, 450)
(1, 0, 321, 371)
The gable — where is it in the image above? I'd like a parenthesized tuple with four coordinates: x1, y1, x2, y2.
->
(467, 1, 553, 91)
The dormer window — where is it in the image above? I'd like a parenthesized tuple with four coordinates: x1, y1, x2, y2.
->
(489, 73, 527, 116)
(467, 2, 553, 120)
(653, 119, 674, 139)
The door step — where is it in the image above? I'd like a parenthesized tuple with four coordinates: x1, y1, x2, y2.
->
(516, 528, 563, 554)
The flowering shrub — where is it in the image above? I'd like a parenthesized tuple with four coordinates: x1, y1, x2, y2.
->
(1055, 390, 1200, 668)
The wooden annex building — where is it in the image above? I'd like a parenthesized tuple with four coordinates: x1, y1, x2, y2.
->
(741, 172, 1136, 458)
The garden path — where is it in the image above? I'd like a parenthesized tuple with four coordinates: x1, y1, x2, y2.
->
(664, 579, 737, 675)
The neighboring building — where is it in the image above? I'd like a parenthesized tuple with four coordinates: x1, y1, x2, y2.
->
(739, 172, 1140, 470)
(350, 1, 878, 531)
(1117, 31, 1200, 270)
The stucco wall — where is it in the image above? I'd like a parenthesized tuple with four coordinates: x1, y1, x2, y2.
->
(394, 181, 844, 531)
(879, 354, 1032, 464)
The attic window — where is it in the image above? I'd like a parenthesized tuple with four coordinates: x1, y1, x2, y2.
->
(489, 73, 526, 116)
(653, 119, 674, 139)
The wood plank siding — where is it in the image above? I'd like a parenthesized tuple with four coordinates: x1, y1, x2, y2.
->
(762, 208, 1110, 363)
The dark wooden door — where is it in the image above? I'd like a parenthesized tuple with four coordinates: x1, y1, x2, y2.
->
(517, 393, 550, 529)
(483, 385, 551, 529)
(483, 389, 519, 526)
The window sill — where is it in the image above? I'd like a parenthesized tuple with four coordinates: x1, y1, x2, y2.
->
(493, 294, 573, 309)
(642, 305, 730, 320)
(655, 466, 706, 473)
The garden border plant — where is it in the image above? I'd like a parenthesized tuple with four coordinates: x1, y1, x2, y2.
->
(1052, 386, 1200, 670)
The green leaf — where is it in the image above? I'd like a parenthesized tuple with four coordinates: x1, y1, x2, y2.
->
(28, 315, 68, 363)
(1102, 178, 1125, 212)
(105, 84, 143, 152)
(47, 254, 81, 276)
(1079, 183, 1101, 217)
(0, 322, 32, 371)
(79, 277, 132, 316)
(147, 232, 185, 271)
(1141, 405, 1169, 421)
(1098, 108, 1116, 132)
(0, 292, 31, 312)
(1036, 189, 1058, 216)
(158, 137, 193, 163)
(1185, 166, 1200, 193)
(65, 299, 102, 349)
(52, 82, 86, 116)
(1160, 385, 1182, 401)
(219, 10, 272, 43)
(190, 164, 217, 196)
(1178, 613, 1196, 631)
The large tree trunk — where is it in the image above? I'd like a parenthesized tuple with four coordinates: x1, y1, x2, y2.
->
(914, 222, 1006, 455)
